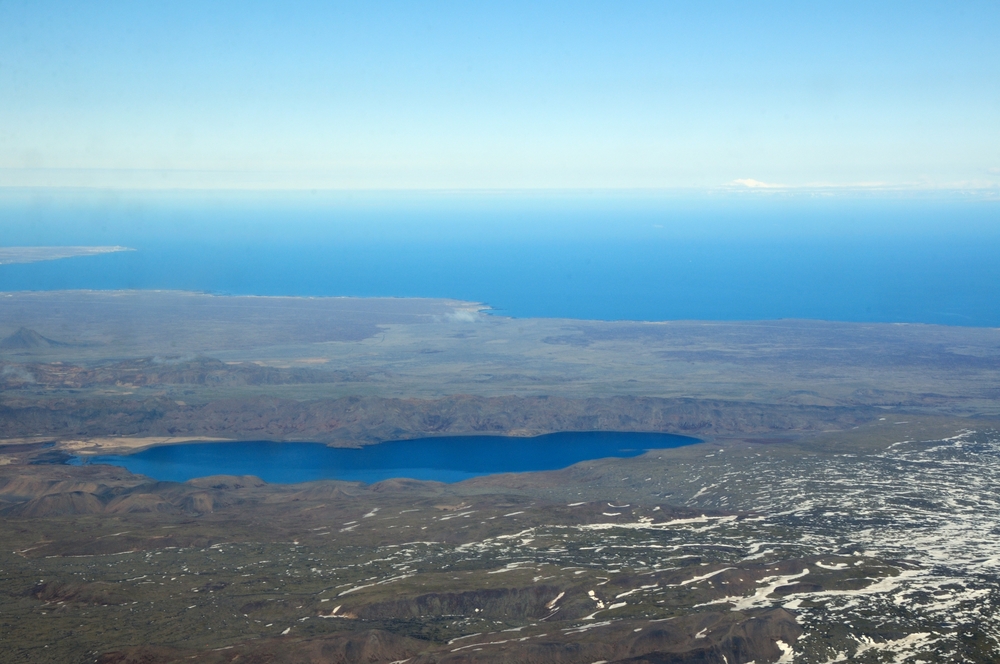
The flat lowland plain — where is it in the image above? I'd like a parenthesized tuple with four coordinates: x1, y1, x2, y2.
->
(1, 290, 999, 663)
(2, 290, 999, 449)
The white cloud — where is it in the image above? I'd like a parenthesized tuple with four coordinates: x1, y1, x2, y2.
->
(446, 309, 480, 323)
(732, 178, 785, 189)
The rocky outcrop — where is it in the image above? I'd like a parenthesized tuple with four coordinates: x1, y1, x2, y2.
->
(0, 356, 360, 389)
(353, 585, 570, 621)
(185, 474, 266, 490)
(0, 466, 262, 518)
(0, 394, 878, 444)
(407, 609, 801, 664)
(96, 630, 428, 663)
(8, 491, 106, 517)
(103, 493, 176, 514)
(92, 612, 800, 664)
(0, 327, 68, 349)
(29, 580, 128, 606)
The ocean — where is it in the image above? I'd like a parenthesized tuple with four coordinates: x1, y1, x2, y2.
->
(2, 189, 998, 325)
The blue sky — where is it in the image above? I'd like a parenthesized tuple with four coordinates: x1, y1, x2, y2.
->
(1, 1, 997, 190)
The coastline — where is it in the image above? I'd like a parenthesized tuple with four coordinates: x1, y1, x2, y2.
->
(0, 435, 235, 457)
(59, 436, 236, 456)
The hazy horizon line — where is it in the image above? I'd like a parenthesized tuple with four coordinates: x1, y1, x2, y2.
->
(1, 173, 998, 199)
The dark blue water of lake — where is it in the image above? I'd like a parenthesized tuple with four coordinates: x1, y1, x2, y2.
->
(3, 190, 1000, 325)
(70, 431, 697, 484)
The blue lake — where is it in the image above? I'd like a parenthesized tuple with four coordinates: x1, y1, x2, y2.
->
(70, 431, 698, 484)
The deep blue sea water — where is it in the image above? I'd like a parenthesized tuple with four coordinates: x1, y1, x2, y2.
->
(2, 189, 999, 325)
(70, 432, 697, 484)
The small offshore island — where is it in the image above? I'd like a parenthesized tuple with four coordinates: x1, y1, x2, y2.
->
(2, 290, 1000, 663)
(0, 245, 132, 265)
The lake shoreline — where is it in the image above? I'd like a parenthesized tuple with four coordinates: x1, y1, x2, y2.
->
(40, 428, 704, 458)
(68, 431, 703, 484)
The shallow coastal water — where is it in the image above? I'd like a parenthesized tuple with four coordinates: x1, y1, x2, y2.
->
(70, 431, 698, 484)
